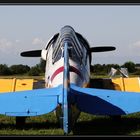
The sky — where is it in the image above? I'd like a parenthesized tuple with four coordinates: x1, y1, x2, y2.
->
(0, 5, 140, 66)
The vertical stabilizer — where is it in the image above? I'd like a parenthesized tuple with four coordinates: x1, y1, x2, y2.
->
(63, 41, 70, 135)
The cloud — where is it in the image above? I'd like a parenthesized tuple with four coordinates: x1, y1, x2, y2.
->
(133, 41, 140, 48)
(0, 38, 12, 48)
(15, 39, 20, 43)
(128, 40, 140, 57)
(0, 38, 13, 53)
(32, 38, 45, 46)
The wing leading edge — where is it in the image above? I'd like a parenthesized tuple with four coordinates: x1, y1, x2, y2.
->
(0, 85, 63, 116)
(70, 84, 140, 115)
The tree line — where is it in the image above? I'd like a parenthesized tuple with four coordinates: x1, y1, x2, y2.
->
(91, 61, 140, 75)
(0, 60, 140, 76)
(0, 59, 46, 76)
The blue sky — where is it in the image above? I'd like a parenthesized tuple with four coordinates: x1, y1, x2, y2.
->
(0, 5, 140, 66)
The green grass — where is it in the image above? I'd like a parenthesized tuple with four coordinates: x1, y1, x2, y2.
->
(0, 113, 63, 136)
(0, 75, 44, 80)
(0, 73, 139, 80)
(75, 112, 140, 135)
(0, 112, 140, 136)
(90, 73, 140, 79)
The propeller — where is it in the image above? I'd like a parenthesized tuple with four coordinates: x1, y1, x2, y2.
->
(90, 46, 116, 52)
(20, 50, 42, 57)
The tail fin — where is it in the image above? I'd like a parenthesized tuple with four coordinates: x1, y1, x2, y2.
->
(63, 41, 70, 134)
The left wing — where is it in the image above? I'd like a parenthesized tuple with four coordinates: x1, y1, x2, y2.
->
(70, 84, 140, 115)
(0, 85, 63, 116)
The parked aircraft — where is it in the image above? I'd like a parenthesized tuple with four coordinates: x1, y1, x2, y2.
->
(0, 25, 140, 135)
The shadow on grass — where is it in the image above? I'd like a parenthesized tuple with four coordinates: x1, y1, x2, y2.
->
(0, 115, 140, 135)
(73, 117, 140, 135)
(0, 121, 60, 130)
(72, 116, 140, 135)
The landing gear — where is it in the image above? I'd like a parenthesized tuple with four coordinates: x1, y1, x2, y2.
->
(16, 117, 26, 127)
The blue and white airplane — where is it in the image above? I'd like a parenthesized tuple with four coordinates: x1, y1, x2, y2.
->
(0, 25, 140, 135)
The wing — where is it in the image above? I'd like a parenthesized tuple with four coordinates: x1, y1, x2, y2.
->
(70, 84, 140, 115)
(0, 85, 63, 116)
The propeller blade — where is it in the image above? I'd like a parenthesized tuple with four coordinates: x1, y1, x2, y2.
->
(90, 46, 116, 52)
(20, 50, 42, 57)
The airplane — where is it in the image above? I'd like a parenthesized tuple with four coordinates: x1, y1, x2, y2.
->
(0, 25, 140, 135)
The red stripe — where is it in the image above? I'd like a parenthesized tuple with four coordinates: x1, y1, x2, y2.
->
(70, 66, 84, 81)
(51, 66, 83, 82)
(51, 66, 64, 82)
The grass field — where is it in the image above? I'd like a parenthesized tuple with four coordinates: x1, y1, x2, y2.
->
(0, 75, 44, 80)
(0, 112, 140, 136)
(0, 75, 140, 136)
